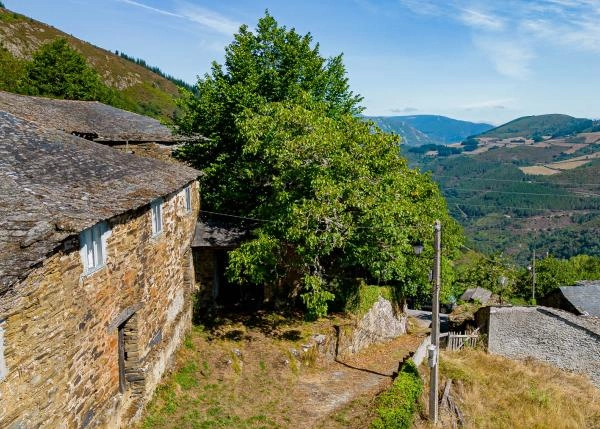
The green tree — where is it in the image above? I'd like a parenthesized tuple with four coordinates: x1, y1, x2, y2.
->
(23, 38, 110, 101)
(176, 13, 461, 317)
(175, 12, 362, 213)
(453, 252, 519, 303)
(0, 43, 26, 92)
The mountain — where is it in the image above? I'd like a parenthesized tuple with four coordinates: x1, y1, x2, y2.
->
(410, 128, 600, 262)
(368, 115, 493, 146)
(476, 114, 594, 140)
(0, 7, 181, 120)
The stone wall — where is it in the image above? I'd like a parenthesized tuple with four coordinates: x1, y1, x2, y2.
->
(477, 306, 600, 387)
(106, 142, 180, 164)
(319, 297, 407, 359)
(0, 181, 199, 428)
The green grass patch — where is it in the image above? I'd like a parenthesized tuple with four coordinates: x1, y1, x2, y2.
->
(344, 283, 393, 317)
(370, 360, 423, 429)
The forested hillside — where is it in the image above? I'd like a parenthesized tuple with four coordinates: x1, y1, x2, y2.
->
(476, 114, 594, 139)
(0, 6, 181, 120)
(369, 115, 493, 146)
(412, 134, 600, 262)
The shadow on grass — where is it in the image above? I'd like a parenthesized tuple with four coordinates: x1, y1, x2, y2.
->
(194, 307, 308, 341)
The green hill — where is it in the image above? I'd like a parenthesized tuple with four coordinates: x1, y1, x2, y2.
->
(367, 116, 437, 146)
(0, 7, 182, 120)
(368, 115, 493, 146)
(477, 114, 593, 140)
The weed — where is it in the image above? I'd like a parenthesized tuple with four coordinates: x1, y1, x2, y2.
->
(370, 360, 422, 429)
(184, 335, 195, 350)
(528, 384, 550, 407)
(231, 350, 243, 374)
(174, 362, 198, 390)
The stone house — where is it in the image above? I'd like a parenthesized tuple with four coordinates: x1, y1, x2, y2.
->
(539, 283, 600, 317)
(0, 90, 191, 163)
(0, 111, 199, 427)
(475, 306, 600, 387)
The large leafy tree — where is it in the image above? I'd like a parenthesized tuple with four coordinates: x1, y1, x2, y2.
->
(23, 38, 111, 101)
(176, 13, 461, 317)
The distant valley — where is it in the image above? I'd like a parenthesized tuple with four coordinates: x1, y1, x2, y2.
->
(399, 113, 600, 262)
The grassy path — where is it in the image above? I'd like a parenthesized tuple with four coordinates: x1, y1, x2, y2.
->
(139, 312, 422, 429)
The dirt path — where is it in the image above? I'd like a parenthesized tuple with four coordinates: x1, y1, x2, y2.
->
(140, 314, 425, 429)
(294, 335, 423, 428)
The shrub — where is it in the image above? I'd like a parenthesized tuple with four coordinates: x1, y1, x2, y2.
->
(371, 360, 423, 429)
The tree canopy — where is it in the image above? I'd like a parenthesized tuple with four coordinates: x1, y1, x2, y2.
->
(176, 12, 461, 317)
(23, 38, 111, 101)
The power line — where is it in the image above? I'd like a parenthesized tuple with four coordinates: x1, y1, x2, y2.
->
(449, 202, 596, 212)
(200, 209, 275, 223)
(441, 187, 585, 197)
(433, 174, 600, 187)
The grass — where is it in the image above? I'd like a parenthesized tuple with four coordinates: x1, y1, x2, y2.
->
(415, 349, 600, 429)
(370, 360, 423, 429)
(139, 312, 327, 429)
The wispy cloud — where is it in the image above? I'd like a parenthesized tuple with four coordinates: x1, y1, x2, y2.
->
(460, 98, 514, 110)
(397, 0, 600, 80)
(474, 37, 533, 79)
(118, 0, 239, 36)
(176, 3, 240, 35)
(119, 0, 180, 17)
(459, 9, 504, 31)
(390, 107, 419, 113)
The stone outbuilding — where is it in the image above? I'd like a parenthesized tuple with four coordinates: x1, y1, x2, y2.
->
(0, 111, 199, 427)
(540, 282, 600, 317)
(0, 90, 192, 162)
(475, 305, 600, 387)
(191, 220, 250, 307)
(459, 286, 492, 304)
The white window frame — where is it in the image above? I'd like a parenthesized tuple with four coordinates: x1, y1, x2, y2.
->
(184, 185, 192, 213)
(151, 199, 163, 236)
(0, 319, 7, 382)
(80, 221, 110, 275)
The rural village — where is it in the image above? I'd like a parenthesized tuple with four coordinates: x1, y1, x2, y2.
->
(1, 3, 600, 429)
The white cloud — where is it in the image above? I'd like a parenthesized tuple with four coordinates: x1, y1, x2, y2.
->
(460, 98, 514, 110)
(117, 0, 239, 36)
(459, 9, 504, 31)
(119, 0, 181, 17)
(474, 37, 533, 79)
(176, 3, 240, 36)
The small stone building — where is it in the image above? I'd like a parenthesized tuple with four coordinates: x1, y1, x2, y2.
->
(191, 220, 250, 307)
(540, 283, 600, 317)
(0, 111, 199, 427)
(475, 305, 600, 387)
(460, 286, 492, 304)
(0, 90, 191, 162)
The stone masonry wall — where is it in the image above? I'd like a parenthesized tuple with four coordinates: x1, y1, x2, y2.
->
(0, 181, 199, 428)
(481, 306, 600, 387)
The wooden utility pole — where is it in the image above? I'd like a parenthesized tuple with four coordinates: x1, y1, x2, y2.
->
(532, 249, 536, 303)
(429, 220, 441, 424)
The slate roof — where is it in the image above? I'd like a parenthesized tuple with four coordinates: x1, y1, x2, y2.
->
(0, 111, 199, 292)
(0, 90, 183, 143)
(192, 221, 249, 248)
(460, 287, 492, 304)
(557, 284, 600, 317)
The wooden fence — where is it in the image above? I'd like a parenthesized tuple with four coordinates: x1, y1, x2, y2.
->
(441, 328, 479, 351)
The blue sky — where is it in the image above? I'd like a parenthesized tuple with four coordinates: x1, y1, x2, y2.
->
(5, 0, 600, 124)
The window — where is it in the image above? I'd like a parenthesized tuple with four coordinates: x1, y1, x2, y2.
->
(0, 319, 7, 381)
(184, 185, 192, 213)
(80, 221, 109, 274)
(151, 199, 163, 236)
